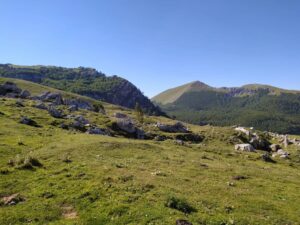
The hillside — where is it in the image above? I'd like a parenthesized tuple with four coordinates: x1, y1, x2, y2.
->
(0, 64, 163, 115)
(152, 81, 300, 134)
(0, 78, 300, 224)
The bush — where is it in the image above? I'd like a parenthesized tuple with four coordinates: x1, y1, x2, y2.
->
(165, 196, 196, 214)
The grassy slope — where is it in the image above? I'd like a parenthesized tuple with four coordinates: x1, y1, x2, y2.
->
(0, 81, 300, 224)
(0, 77, 128, 114)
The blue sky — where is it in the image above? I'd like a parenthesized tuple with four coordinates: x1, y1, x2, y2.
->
(0, 0, 300, 97)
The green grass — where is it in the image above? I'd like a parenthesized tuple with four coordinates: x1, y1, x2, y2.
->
(0, 96, 300, 225)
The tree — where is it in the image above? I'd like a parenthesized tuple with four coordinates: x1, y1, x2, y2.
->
(135, 102, 144, 124)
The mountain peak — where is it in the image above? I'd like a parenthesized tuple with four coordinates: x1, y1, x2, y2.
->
(190, 80, 211, 88)
(152, 81, 213, 105)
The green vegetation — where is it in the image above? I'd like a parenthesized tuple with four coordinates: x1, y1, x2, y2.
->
(153, 81, 300, 134)
(0, 80, 300, 224)
(134, 102, 144, 124)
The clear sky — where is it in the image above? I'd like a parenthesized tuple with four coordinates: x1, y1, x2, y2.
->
(1, 0, 300, 97)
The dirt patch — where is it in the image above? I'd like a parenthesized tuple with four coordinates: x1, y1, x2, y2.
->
(62, 205, 78, 219)
(1, 193, 25, 206)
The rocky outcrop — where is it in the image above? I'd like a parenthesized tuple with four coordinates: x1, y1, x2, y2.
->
(156, 122, 189, 133)
(0, 81, 28, 98)
(37, 92, 63, 105)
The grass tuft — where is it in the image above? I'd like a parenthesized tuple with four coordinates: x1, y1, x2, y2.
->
(165, 196, 196, 214)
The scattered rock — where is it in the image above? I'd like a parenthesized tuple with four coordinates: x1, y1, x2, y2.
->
(235, 144, 255, 152)
(270, 144, 281, 152)
(262, 153, 275, 163)
(15, 100, 25, 107)
(40, 192, 54, 199)
(19, 90, 31, 99)
(38, 92, 63, 105)
(176, 219, 193, 225)
(175, 133, 204, 143)
(151, 171, 167, 176)
(116, 118, 136, 134)
(272, 149, 289, 159)
(174, 139, 185, 145)
(1, 82, 21, 95)
(86, 127, 110, 136)
(69, 115, 89, 132)
(114, 112, 127, 118)
(1, 193, 25, 206)
(60, 123, 69, 130)
(70, 121, 86, 132)
(34, 101, 48, 110)
(136, 128, 145, 139)
(62, 154, 72, 163)
(156, 122, 189, 133)
(200, 163, 208, 168)
(68, 105, 78, 112)
(249, 136, 270, 151)
(48, 106, 64, 118)
(232, 175, 247, 181)
(283, 135, 290, 148)
(0, 86, 5, 96)
(227, 182, 235, 187)
(290, 138, 300, 146)
(154, 135, 166, 141)
(64, 98, 93, 110)
(20, 116, 39, 127)
(74, 115, 89, 125)
(234, 127, 250, 136)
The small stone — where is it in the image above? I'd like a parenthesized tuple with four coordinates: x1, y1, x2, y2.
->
(176, 220, 193, 225)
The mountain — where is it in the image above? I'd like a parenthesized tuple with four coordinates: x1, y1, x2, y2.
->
(0, 64, 163, 115)
(152, 81, 300, 134)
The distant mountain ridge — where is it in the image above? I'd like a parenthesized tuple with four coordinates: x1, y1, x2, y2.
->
(0, 64, 163, 115)
(152, 81, 300, 134)
(153, 81, 300, 104)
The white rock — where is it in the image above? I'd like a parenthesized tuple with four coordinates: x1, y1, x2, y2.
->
(235, 144, 255, 152)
